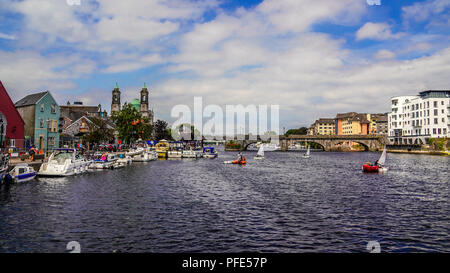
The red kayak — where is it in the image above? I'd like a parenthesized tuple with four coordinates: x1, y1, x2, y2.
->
(362, 164, 379, 173)
(232, 159, 246, 165)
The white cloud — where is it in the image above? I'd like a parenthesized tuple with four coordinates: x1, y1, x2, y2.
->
(102, 54, 164, 73)
(356, 22, 404, 41)
(0, 50, 96, 102)
(373, 49, 396, 60)
(1, 0, 450, 129)
(256, 0, 366, 33)
(402, 0, 450, 23)
(0, 32, 16, 40)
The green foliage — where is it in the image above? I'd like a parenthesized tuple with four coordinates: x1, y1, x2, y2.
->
(285, 127, 308, 136)
(153, 119, 171, 141)
(84, 117, 115, 144)
(427, 138, 448, 151)
(111, 103, 152, 144)
(225, 141, 242, 149)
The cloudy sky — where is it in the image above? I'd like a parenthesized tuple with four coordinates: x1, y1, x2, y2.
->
(0, 0, 449, 129)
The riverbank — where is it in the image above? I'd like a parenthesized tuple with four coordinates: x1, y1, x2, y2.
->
(387, 149, 449, 156)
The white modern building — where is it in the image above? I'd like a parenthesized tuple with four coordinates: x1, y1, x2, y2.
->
(388, 90, 450, 145)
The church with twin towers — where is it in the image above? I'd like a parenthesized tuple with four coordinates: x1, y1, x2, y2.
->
(111, 82, 154, 125)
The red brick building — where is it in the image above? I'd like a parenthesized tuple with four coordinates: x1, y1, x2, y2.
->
(0, 81, 25, 150)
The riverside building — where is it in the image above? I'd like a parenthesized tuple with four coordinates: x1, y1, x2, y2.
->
(388, 90, 450, 145)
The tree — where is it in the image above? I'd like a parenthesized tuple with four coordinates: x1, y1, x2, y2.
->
(111, 103, 152, 144)
(285, 127, 308, 136)
(153, 119, 171, 141)
(84, 117, 115, 144)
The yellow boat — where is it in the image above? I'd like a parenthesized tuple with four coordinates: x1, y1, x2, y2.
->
(155, 140, 169, 158)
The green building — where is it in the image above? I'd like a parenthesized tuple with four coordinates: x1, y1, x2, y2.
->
(15, 91, 60, 151)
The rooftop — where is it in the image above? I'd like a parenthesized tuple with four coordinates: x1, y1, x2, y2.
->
(15, 91, 48, 107)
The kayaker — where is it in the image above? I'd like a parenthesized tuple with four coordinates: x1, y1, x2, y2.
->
(374, 160, 379, 167)
(237, 152, 243, 161)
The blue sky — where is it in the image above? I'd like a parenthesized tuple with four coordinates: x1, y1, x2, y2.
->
(0, 0, 449, 129)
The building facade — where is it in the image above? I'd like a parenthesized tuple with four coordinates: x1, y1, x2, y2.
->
(388, 90, 450, 145)
(15, 91, 60, 151)
(310, 118, 335, 135)
(335, 112, 370, 135)
(0, 81, 25, 150)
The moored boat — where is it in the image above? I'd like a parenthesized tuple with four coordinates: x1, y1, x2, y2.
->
(155, 140, 170, 158)
(39, 149, 92, 176)
(182, 149, 201, 158)
(117, 154, 132, 165)
(9, 164, 37, 182)
(202, 147, 218, 159)
(125, 147, 144, 157)
(89, 153, 118, 169)
(167, 149, 183, 159)
(133, 146, 157, 162)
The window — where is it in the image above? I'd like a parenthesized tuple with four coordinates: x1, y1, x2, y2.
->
(441, 101, 444, 105)
(438, 128, 441, 134)
(444, 128, 447, 135)
(434, 109, 438, 116)
(51, 104, 56, 114)
(48, 137, 55, 146)
(434, 118, 438, 124)
(39, 118, 44, 128)
(433, 128, 436, 134)
(442, 118, 445, 123)
(40, 104, 44, 112)
(434, 101, 437, 107)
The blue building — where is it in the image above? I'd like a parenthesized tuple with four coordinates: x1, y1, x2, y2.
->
(15, 91, 60, 151)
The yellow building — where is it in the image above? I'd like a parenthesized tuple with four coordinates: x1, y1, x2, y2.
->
(336, 112, 370, 135)
(312, 118, 335, 135)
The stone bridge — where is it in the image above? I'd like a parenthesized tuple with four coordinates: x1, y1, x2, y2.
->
(222, 135, 387, 152)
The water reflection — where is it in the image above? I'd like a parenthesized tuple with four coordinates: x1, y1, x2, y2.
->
(0, 151, 449, 253)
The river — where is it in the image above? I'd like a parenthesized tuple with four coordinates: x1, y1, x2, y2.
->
(0, 148, 448, 253)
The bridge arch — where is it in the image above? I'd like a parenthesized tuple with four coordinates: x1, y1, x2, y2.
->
(334, 140, 369, 152)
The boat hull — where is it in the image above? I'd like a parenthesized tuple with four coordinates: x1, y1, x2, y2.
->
(13, 172, 37, 182)
(362, 164, 379, 173)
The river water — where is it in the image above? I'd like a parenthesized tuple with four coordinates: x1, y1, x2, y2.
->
(0, 148, 448, 253)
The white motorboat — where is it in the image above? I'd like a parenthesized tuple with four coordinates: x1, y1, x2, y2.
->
(133, 147, 157, 162)
(182, 150, 201, 158)
(168, 150, 183, 159)
(117, 154, 132, 166)
(39, 149, 92, 176)
(9, 164, 37, 182)
(302, 145, 311, 159)
(89, 153, 118, 169)
(254, 145, 265, 160)
(202, 147, 218, 158)
(125, 147, 144, 157)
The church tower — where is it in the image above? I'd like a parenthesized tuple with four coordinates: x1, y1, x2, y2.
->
(111, 82, 121, 114)
(140, 83, 153, 123)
